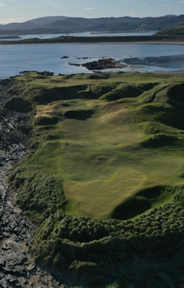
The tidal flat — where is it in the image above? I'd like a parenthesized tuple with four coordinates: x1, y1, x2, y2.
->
(3, 71, 184, 287)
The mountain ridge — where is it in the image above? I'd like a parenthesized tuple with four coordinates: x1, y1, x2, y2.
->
(0, 14, 184, 35)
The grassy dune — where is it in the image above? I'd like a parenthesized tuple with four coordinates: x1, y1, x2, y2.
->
(12, 71, 184, 219)
(7, 71, 184, 285)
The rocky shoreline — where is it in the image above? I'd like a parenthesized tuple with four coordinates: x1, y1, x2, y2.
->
(0, 80, 62, 288)
(0, 35, 184, 45)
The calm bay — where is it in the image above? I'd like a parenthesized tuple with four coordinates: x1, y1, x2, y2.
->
(0, 42, 184, 78)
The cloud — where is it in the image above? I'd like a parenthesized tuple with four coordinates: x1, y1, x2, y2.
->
(142, 3, 148, 6)
(83, 7, 95, 10)
(162, 4, 172, 6)
(0, 17, 25, 24)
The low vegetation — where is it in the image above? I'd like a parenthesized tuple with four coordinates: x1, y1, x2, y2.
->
(155, 25, 184, 36)
(7, 71, 184, 286)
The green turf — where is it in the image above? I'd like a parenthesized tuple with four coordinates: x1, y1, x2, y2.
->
(9, 71, 184, 221)
(8, 71, 184, 285)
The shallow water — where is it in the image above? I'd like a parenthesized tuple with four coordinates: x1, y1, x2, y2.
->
(123, 54, 184, 70)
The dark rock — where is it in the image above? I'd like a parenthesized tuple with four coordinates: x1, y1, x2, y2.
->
(20, 70, 54, 76)
(38, 71, 54, 76)
(81, 58, 126, 70)
(0, 81, 62, 287)
(60, 56, 69, 59)
(0, 272, 4, 279)
(69, 62, 81, 67)
(17, 124, 32, 135)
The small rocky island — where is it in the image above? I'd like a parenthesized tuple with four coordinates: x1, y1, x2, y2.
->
(70, 57, 126, 70)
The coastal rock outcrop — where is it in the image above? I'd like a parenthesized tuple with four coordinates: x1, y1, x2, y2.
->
(81, 58, 125, 70)
(69, 57, 126, 70)
(0, 80, 62, 288)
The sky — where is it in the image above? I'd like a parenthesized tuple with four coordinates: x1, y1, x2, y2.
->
(0, 0, 184, 24)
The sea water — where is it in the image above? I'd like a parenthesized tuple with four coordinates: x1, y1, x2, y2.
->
(0, 42, 184, 78)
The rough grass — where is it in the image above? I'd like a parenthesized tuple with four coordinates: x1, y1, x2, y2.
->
(8, 72, 184, 283)
(9, 71, 184, 221)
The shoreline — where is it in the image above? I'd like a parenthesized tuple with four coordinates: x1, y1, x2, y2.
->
(0, 41, 184, 46)
(0, 35, 184, 45)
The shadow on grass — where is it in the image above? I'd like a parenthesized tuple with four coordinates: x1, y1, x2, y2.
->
(111, 186, 166, 220)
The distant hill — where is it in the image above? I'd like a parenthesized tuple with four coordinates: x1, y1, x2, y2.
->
(27, 16, 68, 26)
(0, 16, 69, 31)
(1, 14, 184, 35)
(0, 21, 40, 31)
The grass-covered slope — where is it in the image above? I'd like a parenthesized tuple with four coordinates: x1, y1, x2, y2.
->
(155, 25, 184, 36)
(7, 71, 184, 286)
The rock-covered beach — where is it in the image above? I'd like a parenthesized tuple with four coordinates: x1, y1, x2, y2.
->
(0, 80, 62, 288)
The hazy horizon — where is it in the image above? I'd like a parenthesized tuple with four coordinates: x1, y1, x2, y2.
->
(0, 0, 184, 24)
(0, 13, 182, 26)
